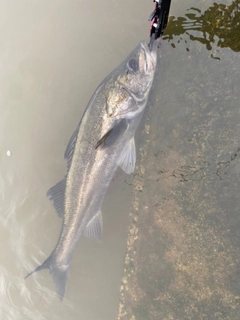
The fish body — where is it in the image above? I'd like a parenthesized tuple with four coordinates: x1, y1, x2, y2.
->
(26, 41, 158, 299)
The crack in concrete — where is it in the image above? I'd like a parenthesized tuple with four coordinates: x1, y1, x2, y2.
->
(146, 146, 240, 184)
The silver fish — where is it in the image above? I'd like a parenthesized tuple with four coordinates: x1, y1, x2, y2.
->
(25, 40, 158, 299)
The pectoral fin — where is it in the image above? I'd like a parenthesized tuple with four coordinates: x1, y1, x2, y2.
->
(95, 119, 128, 149)
(95, 129, 113, 149)
(118, 137, 136, 174)
(83, 211, 103, 242)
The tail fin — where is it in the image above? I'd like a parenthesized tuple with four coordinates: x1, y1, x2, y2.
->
(25, 253, 69, 301)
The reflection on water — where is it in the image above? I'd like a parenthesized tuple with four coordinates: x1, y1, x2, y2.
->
(164, 1, 240, 53)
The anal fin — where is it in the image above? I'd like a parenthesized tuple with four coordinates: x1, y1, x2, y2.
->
(83, 211, 103, 242)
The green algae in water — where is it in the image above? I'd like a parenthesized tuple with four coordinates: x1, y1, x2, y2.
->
(164, 1, 240, 52)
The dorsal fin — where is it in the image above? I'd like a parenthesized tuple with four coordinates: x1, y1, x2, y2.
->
(64, 122, 80, 171)
(46, 178, 66, 218)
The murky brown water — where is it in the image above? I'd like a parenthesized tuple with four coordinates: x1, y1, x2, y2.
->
(0, 1, 151, 319)
(0, 0, 239, 319)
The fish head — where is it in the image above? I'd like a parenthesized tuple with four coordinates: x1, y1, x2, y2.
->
(111, 40, 157, 118)
(120, 40, 157, 91)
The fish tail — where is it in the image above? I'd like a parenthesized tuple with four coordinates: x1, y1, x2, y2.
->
(25, 253, 69, 300)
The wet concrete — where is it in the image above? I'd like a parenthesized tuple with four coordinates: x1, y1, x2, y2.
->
(117, 2, 240, 319)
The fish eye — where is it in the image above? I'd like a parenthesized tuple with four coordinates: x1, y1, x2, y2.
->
(127, 59, 139, 72)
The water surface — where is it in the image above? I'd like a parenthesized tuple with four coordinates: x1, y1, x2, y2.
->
(0, 1, 152, 319)
(0, 0, 239, 319)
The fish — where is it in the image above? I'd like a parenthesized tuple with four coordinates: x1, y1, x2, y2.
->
(25, 40, 158, 300)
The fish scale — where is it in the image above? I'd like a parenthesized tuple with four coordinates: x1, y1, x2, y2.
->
(25, 40, 158, 300)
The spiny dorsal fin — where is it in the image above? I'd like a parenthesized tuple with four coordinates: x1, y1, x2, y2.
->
(64, 122, 80, 171)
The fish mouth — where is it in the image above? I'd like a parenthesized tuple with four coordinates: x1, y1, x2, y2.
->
(140, 41, 157, 73)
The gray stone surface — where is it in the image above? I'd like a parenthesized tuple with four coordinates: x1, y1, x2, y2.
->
(117, 20, 240, 319)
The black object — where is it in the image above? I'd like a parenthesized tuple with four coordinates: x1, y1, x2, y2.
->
(148, 0, 172, 49)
